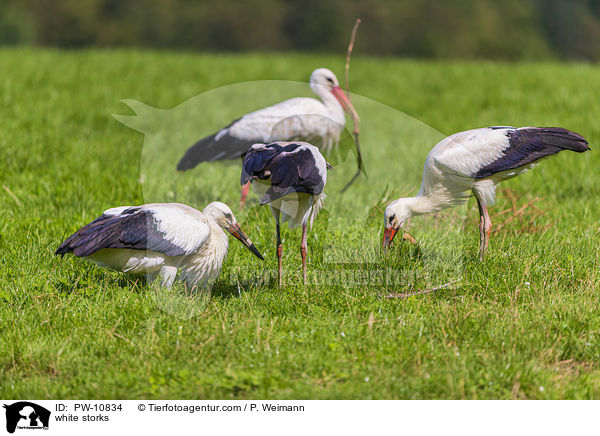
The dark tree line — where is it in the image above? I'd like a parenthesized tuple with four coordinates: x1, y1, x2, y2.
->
(1, 0, 600, 60)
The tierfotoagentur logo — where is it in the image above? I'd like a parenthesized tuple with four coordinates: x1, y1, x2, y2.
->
(2, 402, 50, 433)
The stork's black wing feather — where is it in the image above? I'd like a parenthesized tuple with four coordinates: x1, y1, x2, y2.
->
(257, 144, 326, 204)
(177, 118, 258, 171)
(55, 208, 186, 258)
(240, 143, 284, 185)
(242, 143, 326, 204)
(474, 127, 590, 178)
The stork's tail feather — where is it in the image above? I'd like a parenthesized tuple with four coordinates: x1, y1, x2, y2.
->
(177, 133, 219, 171)
(54, 214, 124, 258)
(474, 127, 590, 179)
(521, 127, 590, 152)
(55, 226, 99, 257)
(177, 131, 259, 171)
(177, 117, 256, 171)
(55, 236, 75, 257)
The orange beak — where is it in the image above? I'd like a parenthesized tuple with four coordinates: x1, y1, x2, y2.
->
(382, 226, 398, 251)
(331, 86, 359, 122)
(226, 223, 264, 260)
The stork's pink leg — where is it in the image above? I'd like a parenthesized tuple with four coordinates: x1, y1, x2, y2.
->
(276, 220, 282, 287)
(482, 207, 492, 261)
(240, 182, 251, 209)
(479, 217, 485, 259)
(475, 194, 492, 261)
(300, 223, 308, 285)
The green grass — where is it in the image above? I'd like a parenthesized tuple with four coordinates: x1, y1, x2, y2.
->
(1, 48, 599, 399)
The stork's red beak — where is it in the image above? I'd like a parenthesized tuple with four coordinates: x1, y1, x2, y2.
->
(331, 86, 359, 122)
(226, 223, 264, 260)
(382, 226, 398, 251)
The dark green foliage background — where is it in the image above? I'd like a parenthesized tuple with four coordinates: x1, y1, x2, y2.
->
(3, 1, 600, 60)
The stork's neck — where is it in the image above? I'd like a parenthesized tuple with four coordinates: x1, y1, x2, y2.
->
(180, 219, 229, 289)
(209, 220, 229, 258)
(403, 195, 441, 217)
(311, 84, 345, 124)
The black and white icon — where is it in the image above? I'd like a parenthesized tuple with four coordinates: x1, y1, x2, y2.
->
(3, 402, 50, 434)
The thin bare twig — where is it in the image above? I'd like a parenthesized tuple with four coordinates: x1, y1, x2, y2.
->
(386, 279, 462, 299)
(489, 192, 549, 235)
(340, 18, 364, 194)
(344, 18, 361, 98)
(402, 232, 418, 245)
(113, 332, 136, 347)
(2, 185, 22, 207)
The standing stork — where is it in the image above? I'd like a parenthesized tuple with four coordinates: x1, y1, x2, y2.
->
(383, 127, 590, 259)
(55, 202, 263, 290)
(241, 142, 331, 285)
(177, 68, 357, 205)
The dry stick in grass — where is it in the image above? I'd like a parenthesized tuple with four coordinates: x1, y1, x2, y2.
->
(492, 197, 546, 234)
(386, 279, 462, 299)
(2, 185, 22, 207)
(402, 232, 418, 245)
(340, 18, 364, 194)
(344, 18, 361, 98)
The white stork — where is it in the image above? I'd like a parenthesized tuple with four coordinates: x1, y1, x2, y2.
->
(177, 68, 357, 205)
(55, 202, 263, 290)
(241, 141, 331, 285)
(383, 127, 590, 260)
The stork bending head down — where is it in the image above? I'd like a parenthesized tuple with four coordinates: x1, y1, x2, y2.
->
(383, 126, 590, 260)
(241, 141, 331, 285)
(55, 202, 263, 290)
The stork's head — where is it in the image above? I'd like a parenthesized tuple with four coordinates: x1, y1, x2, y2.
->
(383, 199, 413, 250)
(204, 202, 264, 260)
(310, 68, 340, 89)
(310, 68, 358, 121)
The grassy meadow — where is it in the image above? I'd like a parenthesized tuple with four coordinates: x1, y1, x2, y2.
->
(1, 48, 599, 399)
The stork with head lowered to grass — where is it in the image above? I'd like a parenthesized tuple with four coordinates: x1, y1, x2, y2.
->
(383, 126, 590, 260)
(56, 202, 263, 290)
(241, 141, 331, 285)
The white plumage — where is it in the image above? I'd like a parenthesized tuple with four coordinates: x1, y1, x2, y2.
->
(179, 68, 357, 165)
(56, 202, 263, 290)
(220, 87, 346, 154)
(383, 126, 590, 259)
(177, 68, 357, 206)
(251, 183, 327, 231)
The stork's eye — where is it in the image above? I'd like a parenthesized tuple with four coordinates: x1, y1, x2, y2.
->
(326, 77, 334, 84)
(388, 216, 394, 224)
(225, 213, 232, 220)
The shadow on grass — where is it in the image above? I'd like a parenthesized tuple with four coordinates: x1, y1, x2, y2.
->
(52, 266, 144, 295)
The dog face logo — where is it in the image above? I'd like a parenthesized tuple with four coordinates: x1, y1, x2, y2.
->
(3, 402, 50, 434)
